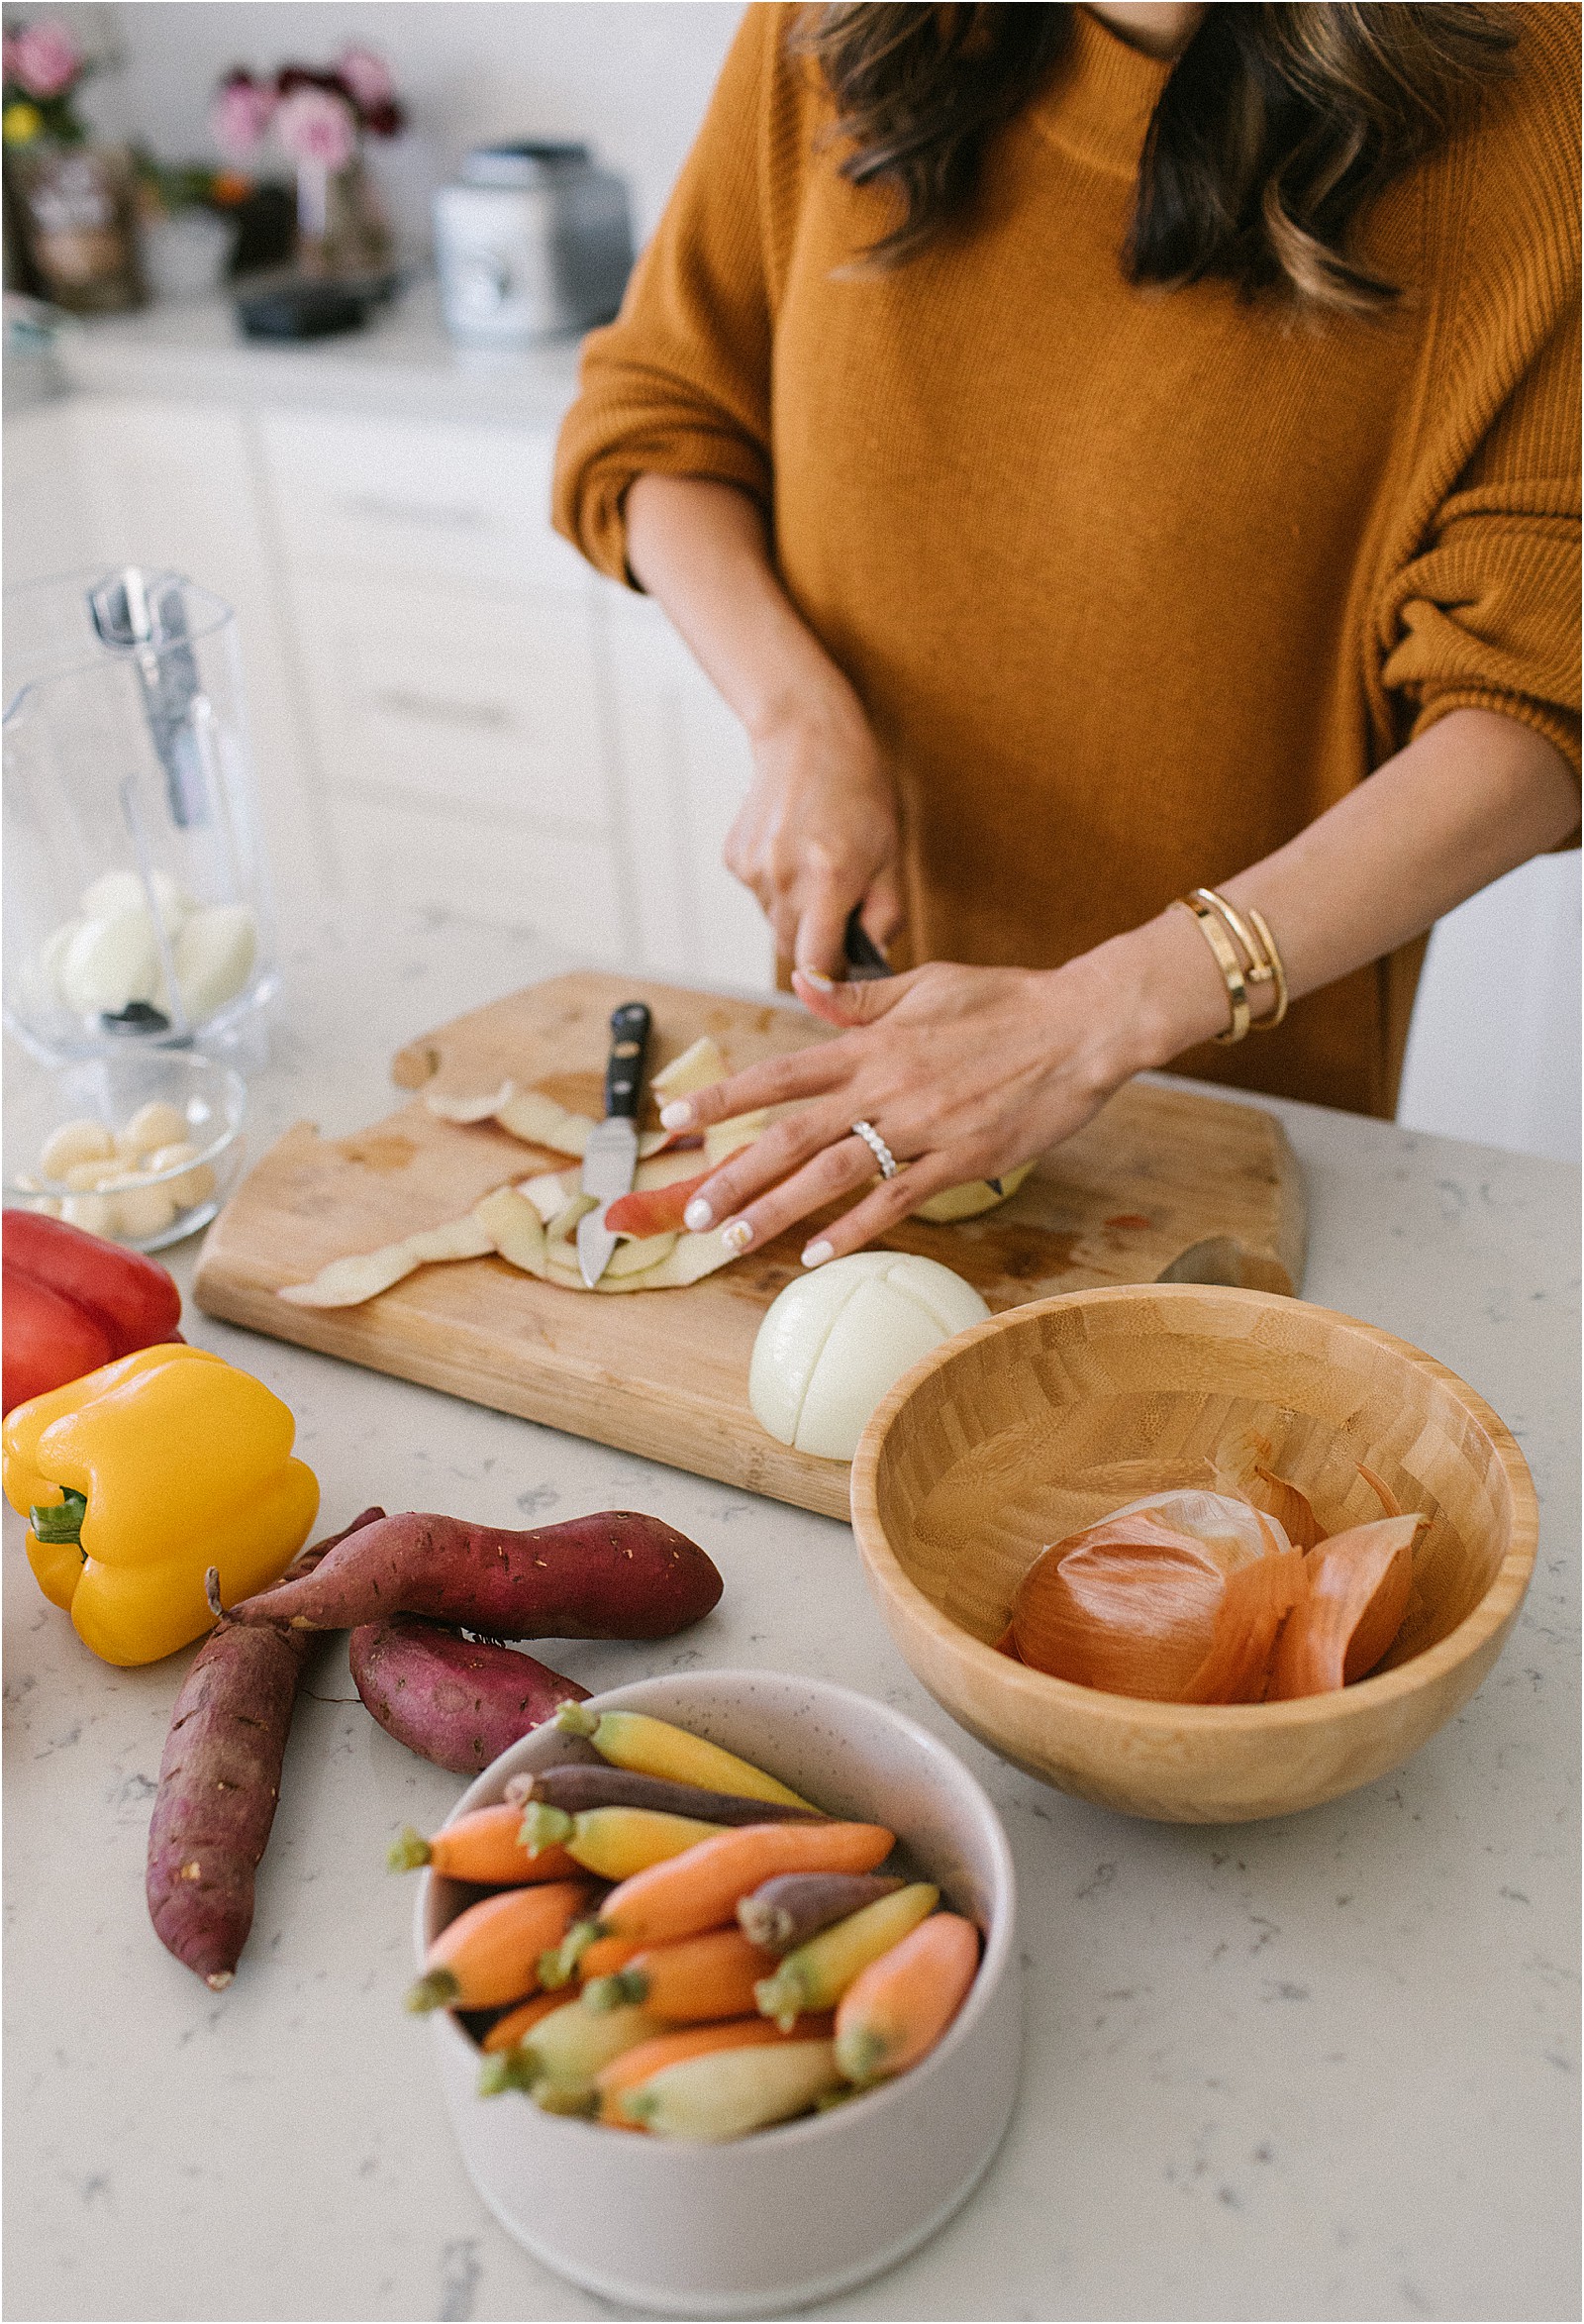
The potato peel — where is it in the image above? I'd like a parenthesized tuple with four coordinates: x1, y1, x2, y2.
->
(278, 1213, 495, 1307)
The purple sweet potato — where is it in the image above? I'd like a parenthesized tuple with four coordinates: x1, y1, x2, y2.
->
(349, 1615, 590, 1775)
(228, 1509, 723, 1642)
(147, 1508, 386, 1989)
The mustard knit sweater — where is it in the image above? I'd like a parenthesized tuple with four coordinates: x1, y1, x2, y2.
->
(555, 3, 1581, 1116)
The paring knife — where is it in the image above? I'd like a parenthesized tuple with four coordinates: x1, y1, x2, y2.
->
(576, 1000, 653, 1287)
(842, 904, 892, 980)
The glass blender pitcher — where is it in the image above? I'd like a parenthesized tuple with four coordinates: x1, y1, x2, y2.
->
(3, 568, 280, 1063)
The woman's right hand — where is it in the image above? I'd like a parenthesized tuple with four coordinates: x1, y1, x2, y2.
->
(725, 683, 905, 977)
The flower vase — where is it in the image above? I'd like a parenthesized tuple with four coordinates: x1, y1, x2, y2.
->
(294, 150, 389, 277)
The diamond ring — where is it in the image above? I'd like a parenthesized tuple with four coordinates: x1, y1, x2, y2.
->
(850, 1120, 899, 1179)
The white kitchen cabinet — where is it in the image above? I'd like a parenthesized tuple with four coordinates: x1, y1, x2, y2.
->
(288, 571, 614, 833)
(601, 588, 769, 991)
(1, 400, 95, 585)
(257, 409, 593, 598)
(328, 791, 627, 945)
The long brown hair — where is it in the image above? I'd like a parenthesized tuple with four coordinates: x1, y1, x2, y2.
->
(796, 3, 1516, 309)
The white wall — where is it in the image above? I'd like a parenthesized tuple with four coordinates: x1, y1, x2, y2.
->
(1398, 851, 1581, 1164)
(76, 0, 745, 247)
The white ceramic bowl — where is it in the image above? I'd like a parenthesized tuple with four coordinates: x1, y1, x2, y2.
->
(418, 1668, 1021, 2316)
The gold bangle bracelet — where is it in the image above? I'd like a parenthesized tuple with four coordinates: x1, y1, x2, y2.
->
(1188, 889, 1291, 1033)
(1174, 894, 1250, 1043)
(1241, 902, 1289, 1029)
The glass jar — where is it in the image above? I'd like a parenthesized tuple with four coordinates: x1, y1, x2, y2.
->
(7, 141, 144, 313)
(3, 569, 279, 1064)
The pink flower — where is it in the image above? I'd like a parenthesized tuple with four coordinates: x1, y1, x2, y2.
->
(9, 20, 82, 100)
(210, 72, 274, 157)
(334, 46, 394, 114)
(273, 83, 356, 172)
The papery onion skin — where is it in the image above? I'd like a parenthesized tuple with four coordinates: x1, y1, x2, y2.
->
(1265, 1514, 1426, 1700)
(1180, 1550, 1307, 1704)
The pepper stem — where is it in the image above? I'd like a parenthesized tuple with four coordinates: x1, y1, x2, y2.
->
(30, 1489, 86, 1547)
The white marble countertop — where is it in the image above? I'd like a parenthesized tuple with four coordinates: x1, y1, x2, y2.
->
(51, 277, 583, 428)
(5, 906, 1579, 2324)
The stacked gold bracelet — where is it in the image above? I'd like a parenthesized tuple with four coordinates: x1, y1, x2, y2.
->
(1174, 888, 1290, 1045)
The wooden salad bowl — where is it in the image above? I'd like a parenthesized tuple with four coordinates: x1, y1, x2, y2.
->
(849, 1285, 1538, 1824)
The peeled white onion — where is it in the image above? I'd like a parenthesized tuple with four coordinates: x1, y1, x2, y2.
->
(174, 903, 257, 1021)
(749, 1253, 990, 1463)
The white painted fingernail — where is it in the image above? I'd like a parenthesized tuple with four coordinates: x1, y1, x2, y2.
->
(660, 1100, 696, 1131)
(722, 1218, 753, 1254)
(801, 1239, 834, 1267)
(796, 967, 835, 992)
(683, 1197, 714, 1232)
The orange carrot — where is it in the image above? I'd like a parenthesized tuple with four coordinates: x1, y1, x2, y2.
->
(482, 1989, 569, 2055)
(835, 1913, 980, 2083)
(388, 1804, 578, 1885)
(538, 1929, 646, 1990)
(406, 1879, 590, 2013)
(592, 2013, 836, 2125)
(584, 1926, 774, 2021)
(587, 1822, 895, 1950)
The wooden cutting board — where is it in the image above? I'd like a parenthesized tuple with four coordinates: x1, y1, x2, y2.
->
(195, 971, 1306, 1520)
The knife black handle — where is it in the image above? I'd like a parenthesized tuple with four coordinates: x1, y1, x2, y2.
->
(605, 1001, 651, 1119)
(842, 905, 893, 980)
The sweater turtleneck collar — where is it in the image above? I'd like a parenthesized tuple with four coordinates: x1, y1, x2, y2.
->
(1029, 7, 1176, 182)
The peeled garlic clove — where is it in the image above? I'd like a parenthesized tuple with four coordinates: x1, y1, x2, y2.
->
(58, 911, 161, 1015)
(174, 904, 257, 1023)
(109, 1180, 177, 1241)
(40, 1118, 115, 1179)
(146, 1142, 216, 1208)
(62, 1159, 120, 1192)
(61, 1192, 118, 1235)
(119, 1101, 189, 1159)
(1265, 1515, 1427, 1700)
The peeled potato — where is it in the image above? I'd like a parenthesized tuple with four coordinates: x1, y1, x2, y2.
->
(915, 1162, 1035, 1223)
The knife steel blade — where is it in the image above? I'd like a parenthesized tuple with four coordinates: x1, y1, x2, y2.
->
(576, 1000, 652, 1287)
(842, 904, 893, 980)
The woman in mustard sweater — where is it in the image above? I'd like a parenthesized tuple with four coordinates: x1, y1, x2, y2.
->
(554, 2, 1579, 1266)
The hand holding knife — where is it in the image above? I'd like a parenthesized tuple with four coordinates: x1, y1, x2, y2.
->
(576, 1001, 652, 1287)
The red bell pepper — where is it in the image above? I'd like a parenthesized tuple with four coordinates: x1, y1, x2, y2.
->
(2, 1210, 182, 1415)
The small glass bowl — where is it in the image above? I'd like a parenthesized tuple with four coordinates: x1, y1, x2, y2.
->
(4, 1051, 246, 1252)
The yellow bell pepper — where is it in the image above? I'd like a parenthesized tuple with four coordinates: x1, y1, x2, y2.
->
(2, 1343, 319, 1667)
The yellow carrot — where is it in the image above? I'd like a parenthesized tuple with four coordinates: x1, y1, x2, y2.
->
(406, 1880, 590, 2013)
(619, 2040, 842, 2140)
(476, 1998, 666, 2099)
(482, 1989, 569, 2056)
(834, 1912, 980, 2082)
(592, 2016, 834, 2126)
(585, 1821, 896, 1951)
(522, 1801, 728, 1881)
(584, 1926, 773, 2021)
(553, 1702, 814, 1809)
(755, 1883, 939, 2031)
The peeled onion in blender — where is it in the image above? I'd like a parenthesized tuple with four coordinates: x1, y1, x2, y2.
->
(173, 904, 257, 1021)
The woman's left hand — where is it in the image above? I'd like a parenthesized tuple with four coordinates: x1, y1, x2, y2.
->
(659, 927, 1227, 1264)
